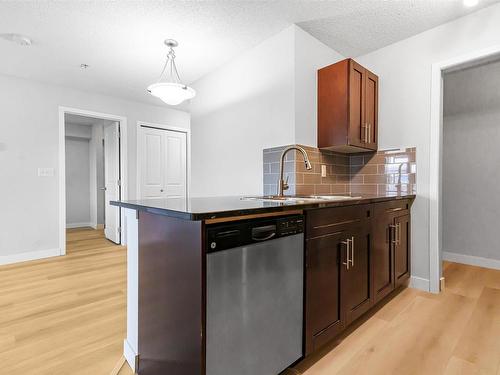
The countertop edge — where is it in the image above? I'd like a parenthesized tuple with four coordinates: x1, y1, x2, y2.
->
(111, 194, 416, 221)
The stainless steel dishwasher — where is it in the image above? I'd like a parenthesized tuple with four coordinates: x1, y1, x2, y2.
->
(206, 215, 304, 375)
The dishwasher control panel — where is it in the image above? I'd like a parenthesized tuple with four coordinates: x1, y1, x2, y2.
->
(277, 216, 304, 236)
(206, 215, 304, 252)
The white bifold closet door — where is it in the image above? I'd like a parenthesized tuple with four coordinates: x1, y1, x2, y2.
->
(104, 122, 121, 244)
(140, 126, 187, 200)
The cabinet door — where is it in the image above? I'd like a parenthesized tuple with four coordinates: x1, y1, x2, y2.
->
(348, 60, 365, 148)
(364, 70, 378, 150)
(341, 225, 372, 325)
(305, 232, 344, 355)
(395, 214, 411, 287)
(372, 211, 395, 304)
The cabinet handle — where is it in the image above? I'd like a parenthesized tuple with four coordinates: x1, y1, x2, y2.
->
(368, 124, 371, 143)
(341, 239, 351, 270)
(365, 124, 368, 143)
(397, 223, 401, 245)
(389, 224, 397, 244)
(350, 236, 355, 267)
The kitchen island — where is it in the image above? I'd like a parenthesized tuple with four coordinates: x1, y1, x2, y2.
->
(112, 193, 415, 375)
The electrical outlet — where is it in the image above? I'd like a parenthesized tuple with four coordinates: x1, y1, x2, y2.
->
(321, 164, 327, 177)
(38, 167, 54, 177)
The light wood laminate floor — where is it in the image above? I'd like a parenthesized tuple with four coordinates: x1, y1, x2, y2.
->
(1, 229, 499, 375)
(0, 227, 126, 375)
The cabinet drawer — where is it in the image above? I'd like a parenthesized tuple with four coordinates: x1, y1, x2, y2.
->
(306, 205, 371, 239)
(373, 199, 410, 216)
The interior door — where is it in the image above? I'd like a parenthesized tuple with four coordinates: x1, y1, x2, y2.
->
(341, 225, 372, 325)
(348, 60, 365, 148)
(141, 127, 165, 198)
(164, 130, 187, 198)
(140, 126, 187, 200)
(365, 70, 378, 150)
(104, 122, 120, 244)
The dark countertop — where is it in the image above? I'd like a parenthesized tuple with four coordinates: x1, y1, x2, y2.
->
(111, 193, 415, 221)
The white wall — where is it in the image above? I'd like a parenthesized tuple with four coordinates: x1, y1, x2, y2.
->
(65, 136, 91, 226)
(442, 110, 500, 263)
(190, 25, 344, 197)
(356, 3, 500, 285)
(442, 60, 500, 266)
(294, 27, 344, 146)
(89, 122, 106, 228)
(0, 73, 189, 263)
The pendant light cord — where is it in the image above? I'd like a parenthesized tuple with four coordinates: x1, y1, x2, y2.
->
(157, 46, 183, 85)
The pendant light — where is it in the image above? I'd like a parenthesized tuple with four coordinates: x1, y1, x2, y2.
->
(148, 39, 196, 105)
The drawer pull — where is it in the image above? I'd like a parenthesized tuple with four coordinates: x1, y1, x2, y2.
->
(386, 207, 403, 213)
(314, 218, 360, 230)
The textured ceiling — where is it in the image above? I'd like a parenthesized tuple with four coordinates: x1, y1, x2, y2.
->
(0, 0, 498, 108)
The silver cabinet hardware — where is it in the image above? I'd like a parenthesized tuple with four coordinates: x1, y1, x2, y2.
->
(367, 124, 371, 143)
(99, 187, 106, 191)
(389, 224, 397, 244)
(350, 236, 355, 267)
(397, 223, 401, 245)
(342, 238, 351, 270)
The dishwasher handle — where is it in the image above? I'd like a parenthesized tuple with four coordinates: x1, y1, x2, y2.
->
(251, 225, 277, 241)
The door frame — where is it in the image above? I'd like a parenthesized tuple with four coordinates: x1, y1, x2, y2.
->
(136, 121, 191, 200)
(58, 106, 128, 255)
(429, 44, 500, 293)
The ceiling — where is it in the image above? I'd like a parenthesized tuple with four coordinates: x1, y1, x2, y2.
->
(0, 0, 497, 109)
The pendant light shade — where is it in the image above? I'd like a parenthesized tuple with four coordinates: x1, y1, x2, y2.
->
(148, 39, 196, 105)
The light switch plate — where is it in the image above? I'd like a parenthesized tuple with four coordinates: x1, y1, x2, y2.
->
(321, 164, 327, 177)
(38, 167, 55, 177)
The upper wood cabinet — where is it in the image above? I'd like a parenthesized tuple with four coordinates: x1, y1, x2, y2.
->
(318, 58, 378, 152)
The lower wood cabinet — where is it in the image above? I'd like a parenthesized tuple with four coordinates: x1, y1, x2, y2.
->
(304, 199, 412, 356)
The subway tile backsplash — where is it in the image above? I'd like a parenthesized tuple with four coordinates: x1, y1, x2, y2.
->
(263, 145, 416, 196)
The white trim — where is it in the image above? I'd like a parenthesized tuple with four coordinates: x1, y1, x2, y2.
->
(136, 121, 191, 200)
(429, 44, 500, 294)
(443, 252, 500, 271)
(409, 276, 430, 292)
(124, 208, 139, 372)
(66, 222, 93, 229)
(0, 248, 60, 266)
(59, 107, 128, 255)
(123, 339, 138, 373)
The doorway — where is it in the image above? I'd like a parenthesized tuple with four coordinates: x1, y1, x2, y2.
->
(59, 107, 128, 255)
(429, 46, 500, 293)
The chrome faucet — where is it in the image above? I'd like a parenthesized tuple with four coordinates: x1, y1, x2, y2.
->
(278, 146, 313, 197)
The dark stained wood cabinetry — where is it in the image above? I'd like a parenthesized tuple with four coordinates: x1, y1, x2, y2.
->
(305, 199, 412, 356)
(395, 213, 411, 287)
(318, 58, 378, 153)
(305, 205, 373, 355)
(341, 224, 372, 325)
(305, 232, 344, 354)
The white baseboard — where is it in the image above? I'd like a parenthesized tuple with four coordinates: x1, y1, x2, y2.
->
(123, 339, 138, 373)
(409, 276, 430, 292)
(0, 248, 61, 266)
(66, 222, 92, 229)
(443, 251, 500, 270)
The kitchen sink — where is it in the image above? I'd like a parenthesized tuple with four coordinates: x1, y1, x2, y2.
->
(241, 195, 361, 202)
